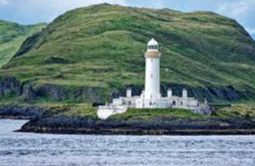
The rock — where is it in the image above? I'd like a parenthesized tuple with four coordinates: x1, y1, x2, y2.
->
(44, 56, 71, 64)
(0, 106, 46, 119)
(21, 84, 37, 103)
(14, 31, 42, 57)
(0, 77, 21, 97)
(19, 113, 255, 135)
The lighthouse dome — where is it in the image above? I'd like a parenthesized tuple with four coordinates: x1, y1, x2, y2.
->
(147, 38, 158, 50)
(147, 38, 158, 46)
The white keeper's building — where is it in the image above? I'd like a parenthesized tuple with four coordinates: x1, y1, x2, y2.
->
(97, 38, 210, 119)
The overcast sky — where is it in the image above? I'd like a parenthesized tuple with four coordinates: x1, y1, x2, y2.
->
(0, 0, 254, 37)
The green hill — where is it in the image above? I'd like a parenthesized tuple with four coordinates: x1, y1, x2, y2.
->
(1, 4, 255, 104)
(0, 20, 46, 66)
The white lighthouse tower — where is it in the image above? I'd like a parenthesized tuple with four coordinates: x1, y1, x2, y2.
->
(144, 38, 161, 101)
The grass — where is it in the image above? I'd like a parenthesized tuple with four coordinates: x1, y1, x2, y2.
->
(215, 103, 255, 119)
(65, 103, 255, 120)
(111, 108, 205, 120)
(0, 20, 46, 66)
(0, 99, 97, 119)
(62, 104, 97, 118)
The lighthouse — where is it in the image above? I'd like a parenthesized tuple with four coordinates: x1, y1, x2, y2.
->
(144, 38, 161, 100)
(97, 38, 211, 119)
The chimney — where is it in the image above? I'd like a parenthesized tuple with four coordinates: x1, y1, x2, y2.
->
(167, 88, 172, 97)
(182, 88, 188, 98)
(126, 88, 132, 98)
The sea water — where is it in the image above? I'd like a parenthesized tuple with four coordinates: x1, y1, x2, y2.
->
(0, 119, 255, 166)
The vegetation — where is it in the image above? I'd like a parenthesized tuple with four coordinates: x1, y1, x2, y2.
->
(0, 4, 255, 121)
(0, 20, 46, 66)
(215, 103, 255, 119)
(1, 96, 253, 122)
(111, 108, 205, 120)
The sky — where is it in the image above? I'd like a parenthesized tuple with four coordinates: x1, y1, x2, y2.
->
(0, 0, 254, 38)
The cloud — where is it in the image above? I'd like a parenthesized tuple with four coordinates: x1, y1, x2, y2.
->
(47, 0, 128, 21)
(128, 0, 166, 9)
(217, 0, 255, 36)
(246, 27, 255, 35)
(247, 28, 255, 34)
(0, 0, 8, 6)
(218, 1, 248, 18)
(217, 0, 255, 20)
(46, 0, 128, 12)
(0, 0, 127, 24)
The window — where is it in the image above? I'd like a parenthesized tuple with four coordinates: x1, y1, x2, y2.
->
(148, 45, 158, 49)
(180, 101, 183, 106)
(173, 101, 176, 105)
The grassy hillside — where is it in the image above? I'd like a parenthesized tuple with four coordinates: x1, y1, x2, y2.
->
(1, 4, 255, 104)
(0, 20, 46, 66)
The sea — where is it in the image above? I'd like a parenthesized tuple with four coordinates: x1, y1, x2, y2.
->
(0, 119, 255, 166)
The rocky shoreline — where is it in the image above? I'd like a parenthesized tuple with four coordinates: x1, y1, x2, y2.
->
(1, 105, 255, 135)
(19, 126, 255, 135)
(21, 124, 255, 135)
